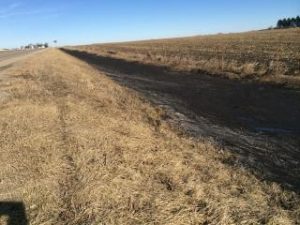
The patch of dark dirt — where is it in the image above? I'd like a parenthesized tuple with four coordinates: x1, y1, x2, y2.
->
(61, 48, 300, 193)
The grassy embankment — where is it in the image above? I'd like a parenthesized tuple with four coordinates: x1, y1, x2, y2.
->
(0, 49, 299, 224)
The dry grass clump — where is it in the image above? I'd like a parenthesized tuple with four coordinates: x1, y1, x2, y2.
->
(0, 49, 299, 224)
(73, 28, 300, 87)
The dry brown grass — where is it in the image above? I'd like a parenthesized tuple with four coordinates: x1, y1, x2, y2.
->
(0, 49, 300, 224)
(72, 28, 300, 87)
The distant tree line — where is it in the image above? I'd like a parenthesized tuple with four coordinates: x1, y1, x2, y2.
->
(277, 16, 300, 28)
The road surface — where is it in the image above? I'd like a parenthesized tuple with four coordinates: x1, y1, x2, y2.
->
(0, 50, 38, 71)
(0, 50, 37, 61)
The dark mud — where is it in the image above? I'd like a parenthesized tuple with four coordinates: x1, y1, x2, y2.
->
(62, 48, 300, 192)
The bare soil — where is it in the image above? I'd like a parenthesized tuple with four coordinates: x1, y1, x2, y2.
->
(62, 48, 300, 192)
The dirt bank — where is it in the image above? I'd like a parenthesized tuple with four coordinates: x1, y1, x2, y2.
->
(62, 48, 300, 192)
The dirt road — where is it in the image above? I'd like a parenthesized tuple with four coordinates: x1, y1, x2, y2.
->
(62, 49, 300, 192)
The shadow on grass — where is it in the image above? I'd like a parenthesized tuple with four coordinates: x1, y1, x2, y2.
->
(0, 202, 28, 225)
(61, 48, 300, 193)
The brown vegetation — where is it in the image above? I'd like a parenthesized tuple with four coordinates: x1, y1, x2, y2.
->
(0, 49, 300, 224)
(72, 28, 300, 87)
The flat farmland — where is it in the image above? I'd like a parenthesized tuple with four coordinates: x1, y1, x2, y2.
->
(73, 28, 300, 87)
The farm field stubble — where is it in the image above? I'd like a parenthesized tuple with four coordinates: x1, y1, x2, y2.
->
(72, 28, 300, 87)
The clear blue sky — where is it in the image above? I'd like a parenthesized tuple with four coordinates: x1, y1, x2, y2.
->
(0, 0, 299, 48)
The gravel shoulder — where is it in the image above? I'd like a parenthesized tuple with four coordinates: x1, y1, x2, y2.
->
(0, 50, 39, 68)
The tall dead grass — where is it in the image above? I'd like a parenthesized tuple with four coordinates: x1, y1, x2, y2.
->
(0, 49, 299, 224)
